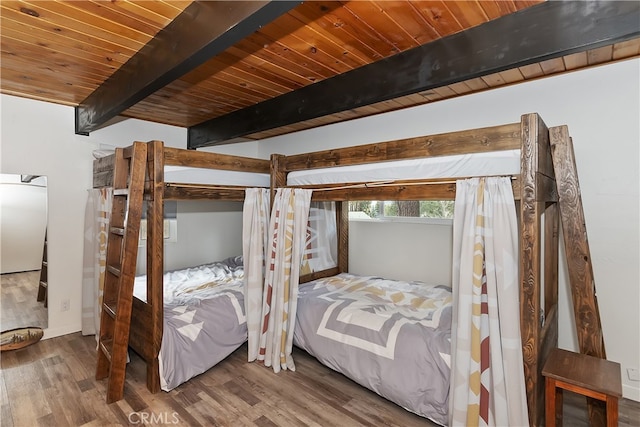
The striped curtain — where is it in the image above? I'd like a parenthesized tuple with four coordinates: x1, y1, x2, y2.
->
(449, 177, 528, 427)
(81, 187, 113, 339)
(255, 188, 312, 372)
(243, 188, 271, 361)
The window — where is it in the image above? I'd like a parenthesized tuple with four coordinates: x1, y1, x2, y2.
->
(348, 200, 454, 220)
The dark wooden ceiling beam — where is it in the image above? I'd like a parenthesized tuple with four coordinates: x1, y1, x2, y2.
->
(188, 0, 640, 148)
(75, 1, 300, 135)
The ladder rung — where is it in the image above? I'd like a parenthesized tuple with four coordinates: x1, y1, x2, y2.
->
(110, 227, 125, 236)
(99, 340, 113, 362)
(106, 264, 121, 277)
(42, 261, 48, 267)
(114, 189, 129, 196)
(39, 281, 48, 289)
(102, 302, 116, 319)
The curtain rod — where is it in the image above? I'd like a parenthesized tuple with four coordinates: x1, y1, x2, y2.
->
(297, 175, 517, 192)
(165, 182, 268, 190)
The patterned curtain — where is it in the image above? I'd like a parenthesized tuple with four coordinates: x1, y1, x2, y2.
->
(449, 177, 528, 427)
(81, 188, 113, 339)
(254, 188, 312, 372)
(300, 201, 337, 275)
(243, 188, 271, 361)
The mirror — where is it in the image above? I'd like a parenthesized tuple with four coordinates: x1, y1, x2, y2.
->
(0, 173, 48, 330)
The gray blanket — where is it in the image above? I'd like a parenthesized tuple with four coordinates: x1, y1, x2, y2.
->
(293, 273, 452, 425)
(134, 256, 247, 391)
(160, 287, 246, 391)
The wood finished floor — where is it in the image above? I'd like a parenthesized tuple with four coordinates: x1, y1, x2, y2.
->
(2, 332, 640, 427)
(1, 270, 47, 331)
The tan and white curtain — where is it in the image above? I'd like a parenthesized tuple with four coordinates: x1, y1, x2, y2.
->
(243, 188, 271, 361)
(449, 177, 528, 427)
(300, 201, 337, 275)
(81, 187, 113, 338)
(245, 188, 312, 372)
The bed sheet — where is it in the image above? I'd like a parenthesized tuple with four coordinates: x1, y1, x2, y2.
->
(293, 273, 452, 425)
(133, 256, 247, 391)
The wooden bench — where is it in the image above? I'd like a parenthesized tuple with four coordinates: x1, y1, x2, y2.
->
(542, 347, 622, 427)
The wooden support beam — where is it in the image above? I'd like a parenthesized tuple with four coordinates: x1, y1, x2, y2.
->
(75, 1, 300, 135)
(336, 201, 349, 274)
(188, 1, 640, 147)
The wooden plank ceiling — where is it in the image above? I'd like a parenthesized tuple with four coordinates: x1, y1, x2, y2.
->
(1, 1, 639, 147)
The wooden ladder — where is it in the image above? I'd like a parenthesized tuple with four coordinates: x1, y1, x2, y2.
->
(550, 125, 607, 426)
(96, 142, 147, 403)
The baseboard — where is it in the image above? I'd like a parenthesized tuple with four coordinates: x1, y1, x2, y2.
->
(623, 383, 640, 402)
(42, 325, 81, 340)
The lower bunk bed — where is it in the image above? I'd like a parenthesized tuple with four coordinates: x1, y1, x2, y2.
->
(133, 256, 247, 391)
(294, 273, 452, 425)
(91, 140, 270, 398)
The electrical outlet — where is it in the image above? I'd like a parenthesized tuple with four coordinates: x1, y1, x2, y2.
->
(61, 299, 70, 312)
(164, 219, 170, 238)
(628, 368, 640, 382)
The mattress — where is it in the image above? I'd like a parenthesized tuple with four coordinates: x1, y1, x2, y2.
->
(133, 256, 247, 391)
(287, 149, 520, 185)
(164, 165, 269, 187)
(293, 273, 453, 425)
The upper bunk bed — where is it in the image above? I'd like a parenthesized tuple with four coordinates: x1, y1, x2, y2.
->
(269, 112, 561, 426)
(93, 141, 270, 200)
(91, 141, 271, 398)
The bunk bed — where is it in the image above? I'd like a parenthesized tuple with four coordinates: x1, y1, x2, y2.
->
(92, 140, 271, 393)
(270, 113, 560, 427)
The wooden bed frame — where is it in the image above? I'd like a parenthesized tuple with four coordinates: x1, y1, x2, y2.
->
(93, 140, 271, 393)
(93, 112, 561, 424)
(270, 112, 560, 427)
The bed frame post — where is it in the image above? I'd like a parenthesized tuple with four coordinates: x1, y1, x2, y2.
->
(270, 154, 286, 206)
(336, 201, 349, 273)
(145, 140, 165, 393)
(519, 113, 559, 426)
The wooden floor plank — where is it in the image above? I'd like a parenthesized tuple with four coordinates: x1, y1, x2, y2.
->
(0, 368, 13, 427)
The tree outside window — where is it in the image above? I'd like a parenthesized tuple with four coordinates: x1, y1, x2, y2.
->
(349, 201, 453, 219)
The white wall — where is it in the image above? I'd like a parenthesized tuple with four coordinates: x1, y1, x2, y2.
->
(86, 116, 187, 149)
(136, 201, 243, 275)
(349, 220, 452, 285)
(257, 59, 640, 400)
(0, 175, 47, 273)
(168, 201, 243, 269)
